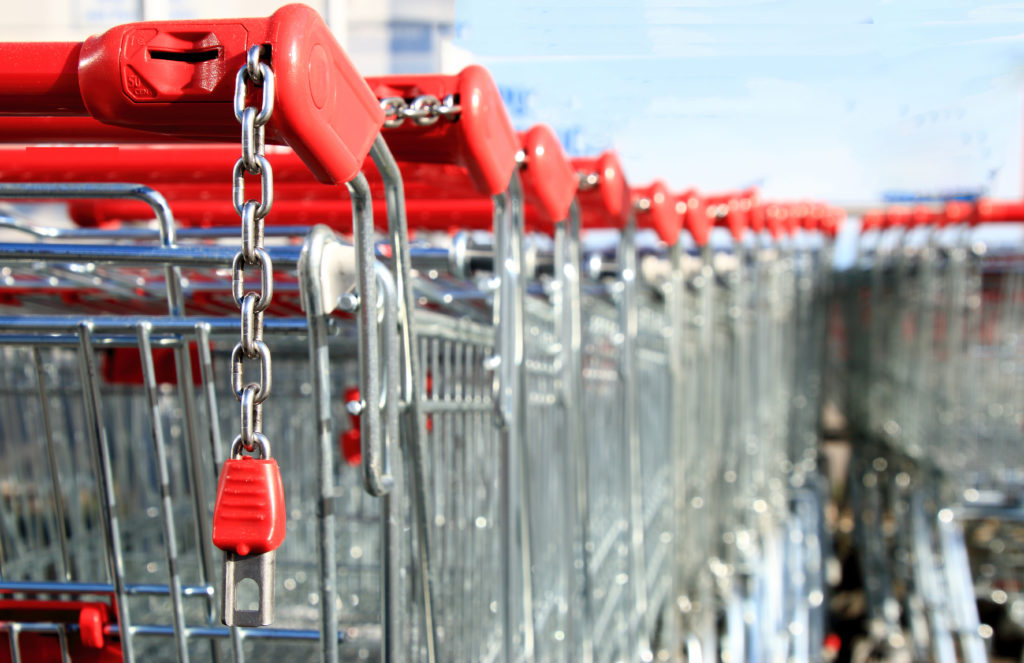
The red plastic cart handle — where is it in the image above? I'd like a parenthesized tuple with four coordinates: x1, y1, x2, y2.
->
(910, 204, 941, 228)
(885, 205, 911, 229)
(748, 203, 766, 234)
(520, 124, 577, 228)
(764, 203, 788, 239)
(975, 199, 1024, 223)
(367, 66, 519, 197)
(572, 151, 630, 229)
(707, 191, 751, 242)
(0, 143, 500, 231)
(633, 181, 682, 245)
(944, 200, 973, 225)
(823, 207, 845, 237)
(0, 4, 383, 184)
(678, 189, 709, 247)
(860, 209, 884, 232)
(793, 203, 814, 231)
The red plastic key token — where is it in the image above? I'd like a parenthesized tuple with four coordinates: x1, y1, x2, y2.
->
(212, 456, 286, 557)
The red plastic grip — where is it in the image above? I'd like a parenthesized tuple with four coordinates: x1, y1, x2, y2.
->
(976, 199, 1024, 223)
(707, 191, 750, 241)
(0, 4, 383, 185)
(572, 151, 629, 229)
(520, 124, 577, 227)
(212, 457, 287, 557)
(368, 66, 518, 196)
(910, 204, 940, 227)
(860, 209, 883, 232)
(944, 200, 973, 225)
(764, 203, 788, 239)
(748, 203, 766, 234)
(823, 207, 845, 237)
(677, 189, 709, 247)
(804, 203, 825, 232)
(633, 181, 682, 245)
(885, 205, 911, 229)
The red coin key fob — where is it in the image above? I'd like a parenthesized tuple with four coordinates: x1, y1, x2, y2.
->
(212, 437, 286, 627)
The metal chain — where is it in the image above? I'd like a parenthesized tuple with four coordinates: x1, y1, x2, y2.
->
(231, 45, 275, 460)
(380, 94, 461, 129)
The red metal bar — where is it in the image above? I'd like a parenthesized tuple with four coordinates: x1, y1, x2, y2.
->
(0, 42, 86, 114)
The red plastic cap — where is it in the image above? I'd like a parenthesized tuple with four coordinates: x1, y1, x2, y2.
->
(807, 203, 827, 232)
(823, 207, 845, 237)
(885, 205, 911, 228)
(707, 192, 748, 241)
(520, 124, 576, 226)
(369, 66, 518, 196)
(74, 4, 382, 184)
(748, 203, 766, 233)
(764, 203, 787, 239)
(572, 151, 630, 229)
(786, 202, 807, 231)
(910, 204, 936, 227)
(78, 604, 108, 649)
(633, 180, 682, 244)
(212, 457, 287, 557)
(677, 189, 709, 246)
(944, 200, 973, 225)
(860, 209, 883, 231)
(265, 5, 384, 184)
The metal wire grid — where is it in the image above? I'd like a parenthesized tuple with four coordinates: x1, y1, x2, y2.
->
(0, 321, 373, 662)
(634, 291, 675, 639)
(578, 292, 631, 662)
(0, 203, 847, 663)
(410, 310, 503, 663)
(521, 295, 572, 662)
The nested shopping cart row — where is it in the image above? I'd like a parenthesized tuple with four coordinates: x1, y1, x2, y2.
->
(0, 5, 844, 663)
(834, 201, 1024, 663)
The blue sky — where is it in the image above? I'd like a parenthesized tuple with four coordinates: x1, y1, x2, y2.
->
(453, 0, 1024, 202)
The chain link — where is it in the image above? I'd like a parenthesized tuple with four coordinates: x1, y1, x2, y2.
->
(380, 94, 461, 129)
(231, 45, 275, 457)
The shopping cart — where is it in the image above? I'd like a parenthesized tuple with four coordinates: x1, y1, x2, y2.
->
(0, 6, 415, 663)
(568, 151, 640, 662)
(631, 181, 683, 655)
(686, 193, 840, 663)
(669, 187, 721, 662)
(0, 6, 861, 663)
(835, 198, 1024, 663)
